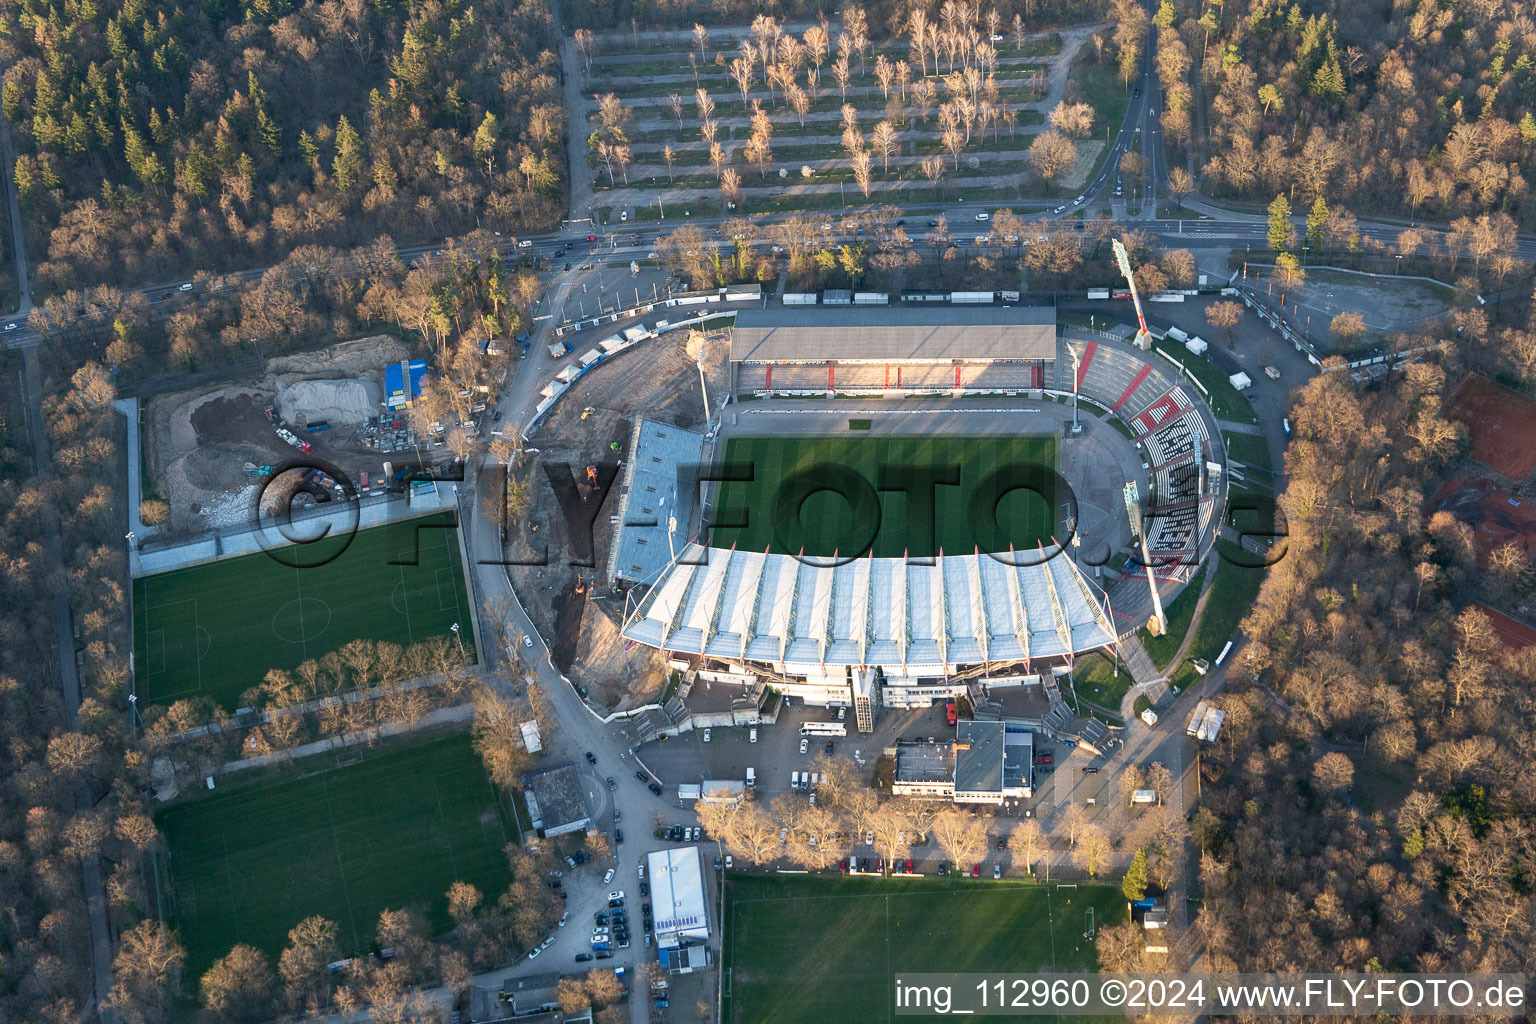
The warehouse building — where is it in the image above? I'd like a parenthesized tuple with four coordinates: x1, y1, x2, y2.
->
(647, 846, 710, 972)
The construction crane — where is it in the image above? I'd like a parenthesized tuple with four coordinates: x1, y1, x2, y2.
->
(1123, 482, 1168, 636)
(1112, 238, 1155, 351)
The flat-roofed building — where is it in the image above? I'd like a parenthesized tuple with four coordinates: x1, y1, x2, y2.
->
(953, 720, 1032, 804)
(647, 847, 710, 960)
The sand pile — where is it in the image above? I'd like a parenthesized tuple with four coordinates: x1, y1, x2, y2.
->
(276, 379, 380, 426)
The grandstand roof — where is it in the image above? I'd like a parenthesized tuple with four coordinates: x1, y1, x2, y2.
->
(621, 544, 1117, 675)
(731, 307, 1057, 364)
(608, 419, 707, 584)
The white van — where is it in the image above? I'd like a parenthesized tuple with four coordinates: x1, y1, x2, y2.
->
(749, 726, 758, 743)
(746, 767, 755, 788)
(791, 771, 801, 789)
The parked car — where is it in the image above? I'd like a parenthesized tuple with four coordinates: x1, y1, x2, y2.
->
(640, 882, 649, 896)
(994, 864, 1002, 879)
(575, 953, 593, 962)
(527, 947, 541, 960)
(648, 782, 663, 796)
(585, 751, 598, 764)
(615, 829, 624, 844)
(824, 741, 834, 754)
(596, 951, 613, 960)
(974, 212, 990, 221)
(635, 771, 648, 782)
(603, 868, 614, 884)
(725, 855, 734, 869)
(1082, 766, 1099, 774)
(905, 860, 913, 874)
(799, 738, 809, 754)
(608, 890, 625, 901)
(971, 864, 981, 877)
(606, 777, 616, 790)
(702, 728, 711, 742)
(558, 912, 568, 927)
(1037, 754, 1054, 765)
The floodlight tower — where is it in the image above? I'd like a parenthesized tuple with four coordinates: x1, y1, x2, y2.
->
(1113, 238, 1155, 351)
(1123, 482, 1168, 636)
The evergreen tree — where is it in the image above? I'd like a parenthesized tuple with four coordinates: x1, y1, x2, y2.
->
(1267, 194, 1293, 250)
(1122, 849, 1149, 902)
(332, 115, 362, 192)
(1306, 196, 1328, 249)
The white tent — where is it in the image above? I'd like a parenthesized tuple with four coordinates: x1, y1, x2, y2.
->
(1229, 371, 1253, 390)
(1184, 337, 1208, 356)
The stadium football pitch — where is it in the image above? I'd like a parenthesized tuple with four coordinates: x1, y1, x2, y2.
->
(131, 510, 474, 711)
(721, 875, 1123, 1024)
(155, 732, 515, 979)
(708, 435, 1059, 558)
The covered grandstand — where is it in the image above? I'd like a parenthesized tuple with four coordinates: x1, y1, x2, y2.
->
(731, 307, 1057, 396)
(620, 543, 1118, 709)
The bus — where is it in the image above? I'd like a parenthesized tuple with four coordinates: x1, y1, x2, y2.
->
(799, 722, 847, 737)
(945, 702, 957, 726)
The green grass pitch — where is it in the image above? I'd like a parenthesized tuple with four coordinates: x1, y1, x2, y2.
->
(132, 510, 474, 711)
(721, 875, 1124, 1024)
(155, 732, 516, 979)
(708, 435, 1059, 558)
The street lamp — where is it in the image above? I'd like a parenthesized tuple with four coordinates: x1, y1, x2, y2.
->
(450, 621, 466, 661)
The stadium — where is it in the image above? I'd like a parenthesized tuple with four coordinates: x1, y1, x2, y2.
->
(616, 305, 1226, 726)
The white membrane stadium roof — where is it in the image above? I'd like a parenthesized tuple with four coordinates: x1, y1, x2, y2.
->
(622, 544, 1117, 674)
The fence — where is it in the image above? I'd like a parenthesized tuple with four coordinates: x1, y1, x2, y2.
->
(131, 486, 455, 576)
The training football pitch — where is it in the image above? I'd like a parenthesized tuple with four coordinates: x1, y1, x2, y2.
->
(156, 732, 516, 978)
(708, 435, 1059, 558)
(132, 510, 474, 711)
(722, 875, 1122, 1024)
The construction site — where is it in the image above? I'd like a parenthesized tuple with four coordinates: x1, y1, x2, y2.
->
(144, 336, 450, 532)
(500, 328, 730, 711)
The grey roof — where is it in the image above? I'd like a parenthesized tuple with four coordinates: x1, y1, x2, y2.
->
(526, 764, 591, 834)
(731, 307, 1057, 364)
(609, 419, 707, 584)
(894, 741, 955, 783)
(954, 720, 1007, 794)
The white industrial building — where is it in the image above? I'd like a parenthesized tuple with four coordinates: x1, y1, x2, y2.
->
(647, 847, 710, 966)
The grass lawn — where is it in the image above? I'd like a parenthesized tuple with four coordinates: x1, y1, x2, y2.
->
(722, 874, 1123, 1024)
(132, 510, 474, 711)
(709, 434, 1058, 558)
(1150, 339, 1254, 422)
(1185, 540, 1267, 664)
(1139, 561, 1210, 670)
(1072, 649, 1133, 710)
(1226, 483, 1278, 543)
(1221, 431, 1271, 472)
(156, 732, 515, 979)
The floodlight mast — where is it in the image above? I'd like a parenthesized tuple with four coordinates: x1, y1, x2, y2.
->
(1123, 482, 1168, 636)
(1112, 239, 1154, 350)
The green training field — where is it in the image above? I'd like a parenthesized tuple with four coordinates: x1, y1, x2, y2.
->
(709, 435, 1059, 558)
(132, 510, 474, 711)
(156, 732, 516, 979)
(722, 875, 1123, 1024)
